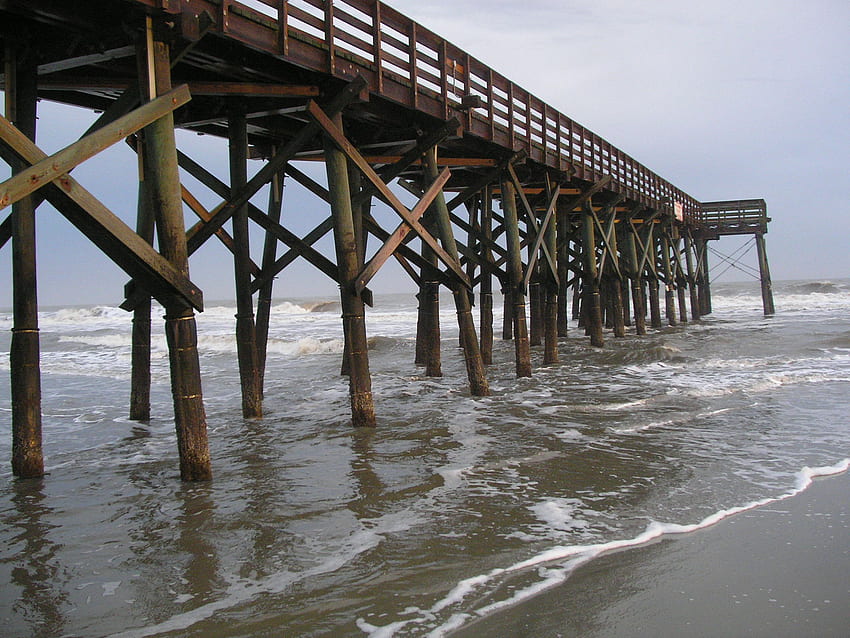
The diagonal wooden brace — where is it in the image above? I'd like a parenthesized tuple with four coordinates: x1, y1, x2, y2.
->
(506, 163, 558, 279)
(522, 185, 561, 289)
(0, 114, 202, 311)
(593, 196, 625, 280)
(308, 100, 470, 289)
(185, 76, 367, 255)
(354, 167, 450, 294)
(0, 85, 191, 211)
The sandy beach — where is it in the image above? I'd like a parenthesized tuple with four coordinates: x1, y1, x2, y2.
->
(453, 470, 850, 638)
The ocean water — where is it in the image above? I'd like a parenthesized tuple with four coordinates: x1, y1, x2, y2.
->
(0, 279, 849, 637)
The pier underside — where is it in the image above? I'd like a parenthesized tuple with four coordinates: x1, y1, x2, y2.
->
(1, 0, 771, 479)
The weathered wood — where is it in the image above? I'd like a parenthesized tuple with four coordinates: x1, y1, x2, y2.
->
(622, 220, 647, 335)
(181, 187, 259, 274)
(0, 110, 205, 312)
(698, 239, 713, 315)
(166, 147, 375, 303)
(228, 113, 263, 418)
(423, 149, 489, 396)
(129, 129, 155, 422)
(556, 207, 571, 336)
(522, 186, 560, 290)
(308, 101, 470, 290)
(256, 165, 285, 394)
(143, 23, 210, 481)
(324, 114, 376, 427)
(0, 85, 191, 212)
(186, 77, 367, 256)
(529, 282, 543, 347)
(6, 42, 43, 479)
(507, 164, 557, 281)
(355, 168, 450, 294)
(419, 278, 442, 377)
(581, 201, 604, 347)
(250, 121, 458, 293)
(756, 233, 775, 316)
(501, 179, 532, 376)
(604, 215, 626, 338)
(648, 277, 663, 329)
(543, 177, 559, 365)
(479, 187, 495, 365)
(684, 231, 701, 321)
(661, 233, 678, 326)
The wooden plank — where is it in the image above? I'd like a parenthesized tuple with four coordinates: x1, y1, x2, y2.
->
(0, 85, 191, 211)
(0, 116, 203, 311)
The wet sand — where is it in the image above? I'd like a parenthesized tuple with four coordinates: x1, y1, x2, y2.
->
(453, 471, 850, 638)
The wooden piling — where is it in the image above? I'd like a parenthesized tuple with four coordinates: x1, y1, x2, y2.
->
(323, 116, 376, 426)
(529, 281, 543, 347)
(755, 233, 775, 316)
(421, 279, 442, 377)
(256, 162, 285, 394)
(130, 141, 154, 421)
(129, 47, 156, 422)
(543, 198, 559, 364)
(620, 276, 632, 328)
(144, 22, 211, 479)
(502, 285, 514, 340)
(479, 188, 494, 365)
(581, 203, 604, 347)
(423, 150, 488, 395)
(684, 232, 701, 321)
(677, 279, 689, 324)
(228, 114, 263, 418)
(556, 208, 569, 337)
(606, 222, 626, 338)
(622, 228, 647, 335)
(648, 277, 663, 329)
(699, 239, 713, 316)
(6, 42, 44, 479)
(661, 234, 677, 326)
(501, 179, 532, 375)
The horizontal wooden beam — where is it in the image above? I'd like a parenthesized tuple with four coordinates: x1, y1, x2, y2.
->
(36, 45, 137, 75)
(296, 155, 498, 167)
(32, 77, 320, 97)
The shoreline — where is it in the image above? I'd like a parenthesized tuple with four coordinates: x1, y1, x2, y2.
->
(452, 469, 850, 638)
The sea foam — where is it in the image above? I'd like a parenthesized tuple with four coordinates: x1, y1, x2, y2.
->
(360, 459, 850, 637)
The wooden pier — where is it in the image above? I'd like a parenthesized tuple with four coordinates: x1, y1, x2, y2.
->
(1, 0, 772, 480)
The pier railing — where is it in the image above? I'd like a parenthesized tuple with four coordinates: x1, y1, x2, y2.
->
(699, 199, 769, 236)
(132, 0, 700, 221)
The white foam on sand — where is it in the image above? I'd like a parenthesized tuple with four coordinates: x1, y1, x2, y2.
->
(359, 459, 850, 637)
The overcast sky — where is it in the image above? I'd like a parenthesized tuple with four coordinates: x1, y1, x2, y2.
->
(1, 0, 848, 307)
